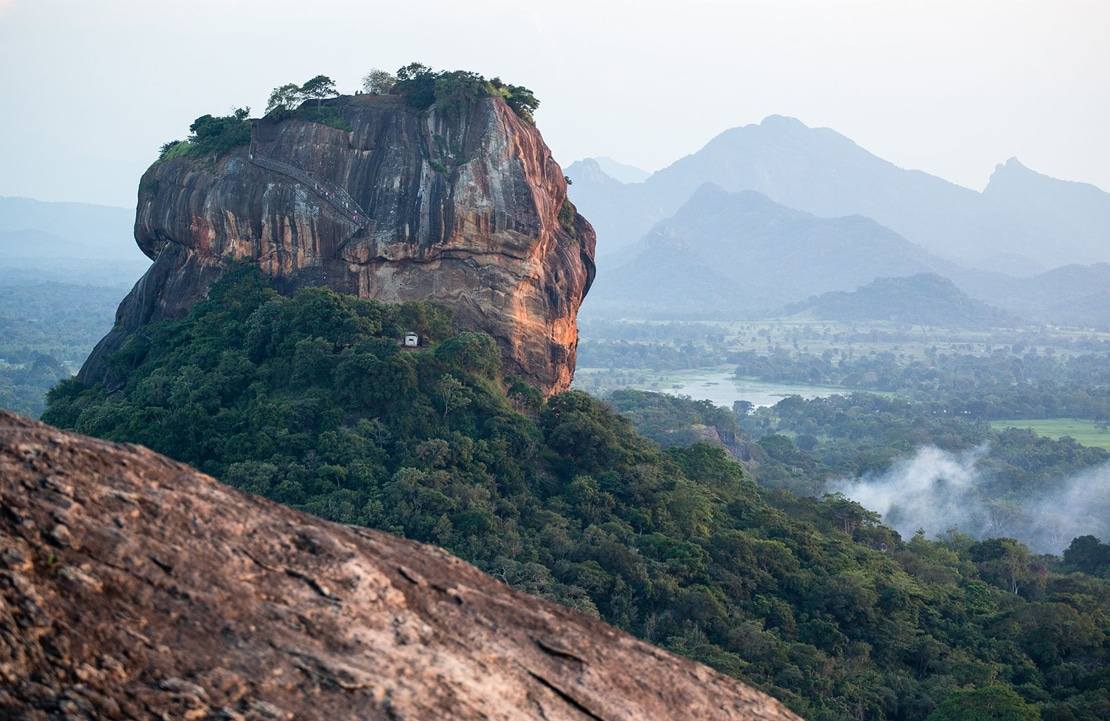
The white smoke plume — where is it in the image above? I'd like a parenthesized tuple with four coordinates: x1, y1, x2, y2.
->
(829, 445, 1110, 554)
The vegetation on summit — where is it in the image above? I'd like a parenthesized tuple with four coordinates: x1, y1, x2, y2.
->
(42, 268, 1110, 721)
(154, 64, 540, 166)
(158, 107, 252, 162)
(264, 74, 340, 118)
(388, 62, 540, 123)
(260, 64, 538, 124)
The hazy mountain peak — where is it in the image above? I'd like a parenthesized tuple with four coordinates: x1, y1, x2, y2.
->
(565, 157, 618, 185)
(658, 116, 896, 213)
(680, 183, 782, 216)
(687, 181, 730, 200)
(986, 157, 1040, 188)
(997, 156, 1027, 172)
(758, 114, 808, 131)
(985, 156, 1108, 195)
(981, 156, 1110, 269)
(592, 156, 651, 183)
(734, 115, 865, 153)
(565, 157, 652, 185)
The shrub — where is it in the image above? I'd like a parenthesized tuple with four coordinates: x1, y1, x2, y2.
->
(156, 108, 251, 162)
(558, 199, 579, 241)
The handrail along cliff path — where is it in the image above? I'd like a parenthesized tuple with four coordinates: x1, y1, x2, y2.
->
(249, 130, 369, 236)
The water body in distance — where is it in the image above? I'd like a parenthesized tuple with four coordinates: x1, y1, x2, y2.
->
(574, 366, 843, 409)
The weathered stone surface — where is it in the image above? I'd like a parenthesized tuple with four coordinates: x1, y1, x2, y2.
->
(0, 410, 802, 720)
(80, 95, 595, 395)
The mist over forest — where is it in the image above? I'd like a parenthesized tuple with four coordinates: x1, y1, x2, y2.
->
(830, 445, 1110, 554)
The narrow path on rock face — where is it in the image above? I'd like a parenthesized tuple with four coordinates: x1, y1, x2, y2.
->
(249, 133, 369, 233)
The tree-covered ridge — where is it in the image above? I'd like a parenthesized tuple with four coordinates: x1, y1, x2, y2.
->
(781, 273, 1019, 329)
(42, 269, 1110, 720)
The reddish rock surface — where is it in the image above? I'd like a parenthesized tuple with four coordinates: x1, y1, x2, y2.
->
(0, 410, 802, 720)
(81, 95, 595, 396)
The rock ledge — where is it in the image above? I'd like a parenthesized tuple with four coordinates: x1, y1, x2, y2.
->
(0, 410, 801, 720)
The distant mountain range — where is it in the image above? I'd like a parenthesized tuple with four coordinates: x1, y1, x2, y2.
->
(0, 196, 149, 287)
(0, 197, 139, 260)
(962, 263, 1110, 329)
(567, 116, 1110, 275)
(582, 184, 959, 319)
(578, 183, 1110, 329)
(570, 116, 1110, 328)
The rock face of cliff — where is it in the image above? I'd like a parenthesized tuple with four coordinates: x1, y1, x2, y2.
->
(0, 410, 802, 720)
(81, 94, 595, 395)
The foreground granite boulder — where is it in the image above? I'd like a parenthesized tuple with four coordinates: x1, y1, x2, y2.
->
(80, 93, 595, 396)
(0, 410, 801, 720)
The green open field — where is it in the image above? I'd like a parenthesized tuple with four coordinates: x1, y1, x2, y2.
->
(990, 419, 1110, 450)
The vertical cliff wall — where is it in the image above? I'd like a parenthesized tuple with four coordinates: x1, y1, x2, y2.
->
(81, 94, 595, 395)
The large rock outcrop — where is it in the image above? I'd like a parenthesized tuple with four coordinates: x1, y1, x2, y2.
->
(0, 410, 801, 720)
(81, 94, 595, 395)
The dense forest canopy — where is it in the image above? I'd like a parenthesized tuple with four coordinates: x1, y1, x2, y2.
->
(42, 268, 1110, 721)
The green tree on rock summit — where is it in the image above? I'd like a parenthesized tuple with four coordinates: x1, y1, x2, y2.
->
(265, 83, 303, 117)
(361, 69, 396, 95)
(301, 75, 338, 109)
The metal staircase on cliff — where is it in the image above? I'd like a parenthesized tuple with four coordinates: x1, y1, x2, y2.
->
(248, 136, 368, 232)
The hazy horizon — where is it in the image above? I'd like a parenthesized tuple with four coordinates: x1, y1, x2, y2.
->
(1, 112, 1105, 212)
(1, 0, 1107, 208)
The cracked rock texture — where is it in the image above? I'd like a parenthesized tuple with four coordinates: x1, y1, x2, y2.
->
(0, 410, 802, 720)
(80, 94, 596, 395)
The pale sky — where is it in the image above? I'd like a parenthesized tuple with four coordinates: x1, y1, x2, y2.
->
(1, 0, 1107, 209)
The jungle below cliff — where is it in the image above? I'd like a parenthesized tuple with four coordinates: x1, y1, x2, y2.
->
(44, 268, 1110, 721)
